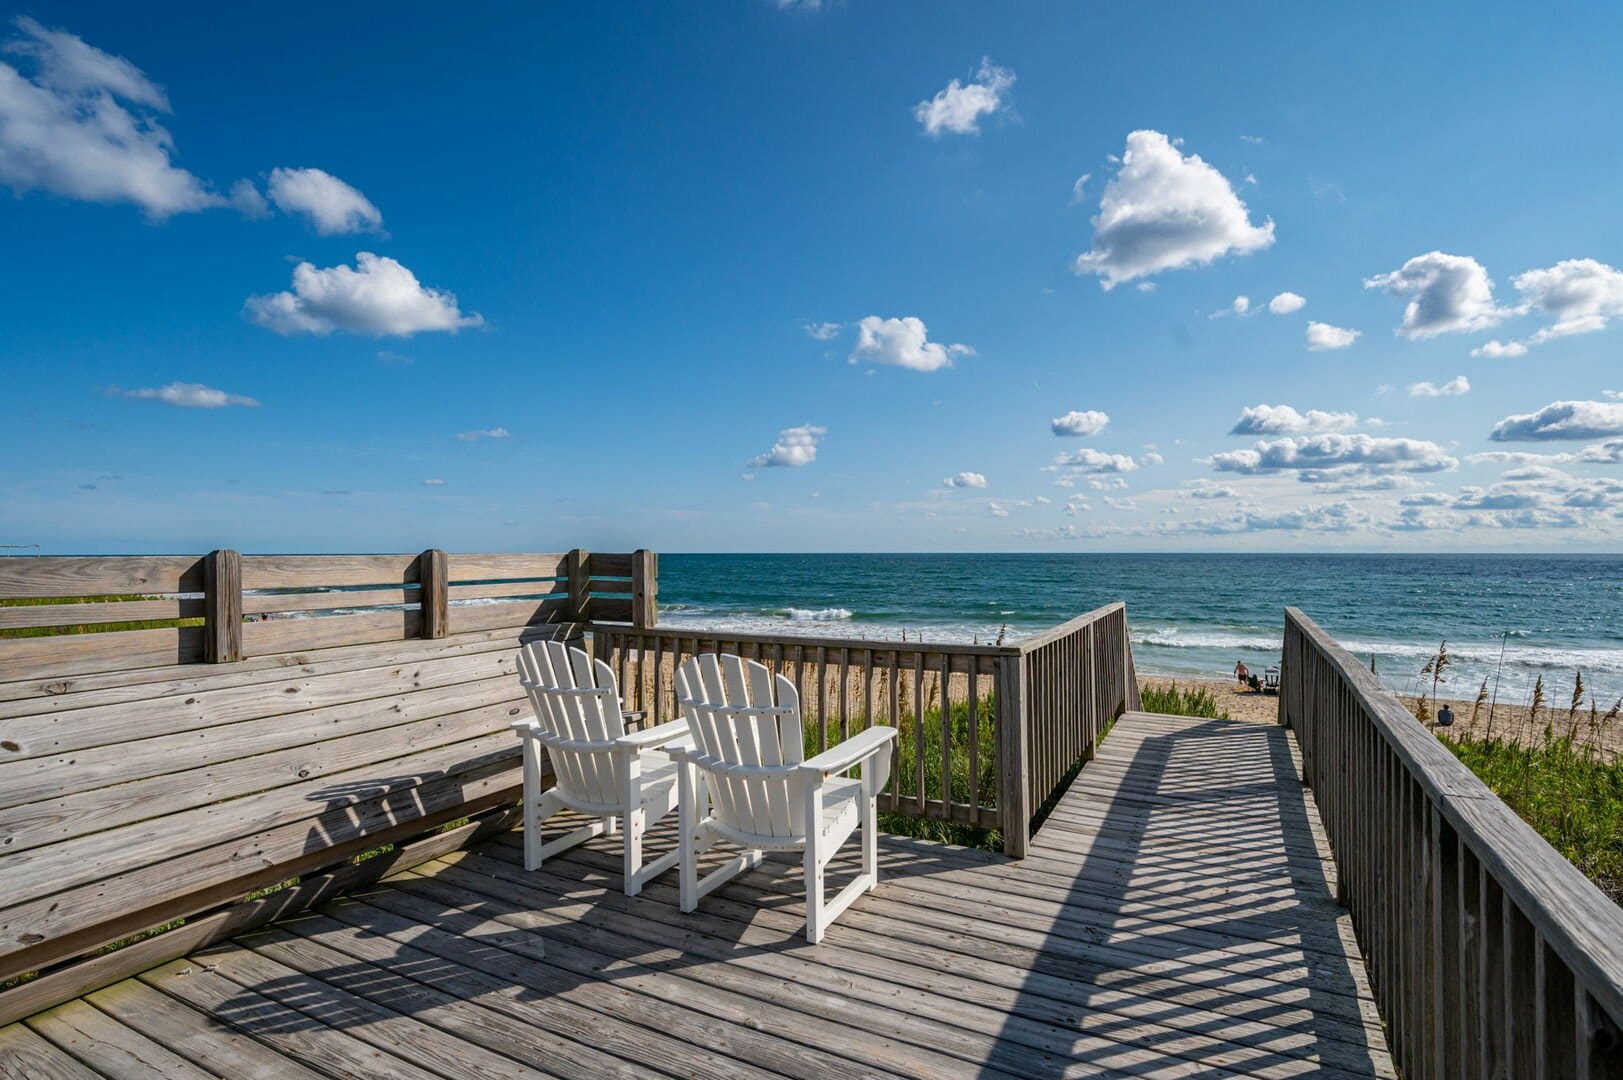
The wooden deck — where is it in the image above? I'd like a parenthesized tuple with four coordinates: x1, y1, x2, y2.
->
(0, 712, 1393, 1079)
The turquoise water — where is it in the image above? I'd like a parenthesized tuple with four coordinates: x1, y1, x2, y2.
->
(656, 553, 1623, 705)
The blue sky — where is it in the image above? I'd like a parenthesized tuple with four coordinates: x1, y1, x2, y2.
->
(5, 2, 1623, 554)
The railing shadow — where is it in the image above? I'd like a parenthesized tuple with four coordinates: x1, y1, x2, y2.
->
(979, 717, 1388, 1078)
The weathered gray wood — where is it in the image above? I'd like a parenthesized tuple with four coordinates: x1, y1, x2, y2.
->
(0, 806, 521, 1027)
(997, 654, 1029, 858)
(26, 997, 220, 1080)
(566, 547, 590, 622)
(0, 597, 202, 630)
(631, 548, 656, 628)
(0, 555, 204, 599)
(449, 596, 568, 634)
(0, 1021, 105, 1080)
(443, 552, 568, 582)
(0, 625, 204, 681)
(419, 548, 449, 639)
(239, 553, 420, 590)
(241, 607, 421, 655)
(202, 548, 242, 663)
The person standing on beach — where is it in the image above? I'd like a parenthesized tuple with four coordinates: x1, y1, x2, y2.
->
(1234, 660, 1251, 687)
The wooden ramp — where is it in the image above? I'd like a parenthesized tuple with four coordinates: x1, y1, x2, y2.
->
(0, 712, 1393, 1079)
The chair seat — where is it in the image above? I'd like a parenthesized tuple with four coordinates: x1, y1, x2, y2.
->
(709, 776, 862, 850)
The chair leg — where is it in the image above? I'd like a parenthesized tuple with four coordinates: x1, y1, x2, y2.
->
(623, 807, 645, 896)
(804, 772, 825, 943)
(520, 732, 546, 870)
(524, 790, 563, 871)
(678, 758, 699, 912)
(862, 777, 879, 892)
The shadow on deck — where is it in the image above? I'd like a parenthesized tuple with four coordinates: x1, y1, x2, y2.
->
(2, 713, 1393, 1080)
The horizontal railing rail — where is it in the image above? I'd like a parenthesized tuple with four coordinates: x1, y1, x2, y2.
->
(1282, 607, 1623, 1078)
(591, 601, 1142, 858)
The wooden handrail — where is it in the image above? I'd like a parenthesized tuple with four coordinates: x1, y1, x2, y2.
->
(1283, 607, 1623, 1077)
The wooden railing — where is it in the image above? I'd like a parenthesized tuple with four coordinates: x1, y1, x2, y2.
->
(590, 600, 1140, 857)
(1282, 608, 1623, 1078)
(0, 547, 649, 1022)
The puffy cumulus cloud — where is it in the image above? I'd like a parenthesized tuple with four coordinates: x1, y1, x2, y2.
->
(1044, 448, 1140, 476)
(914, 58, 1014, 137)
(987, 502, 1011, 518)
(1231, 295, 1251, 316)
(1141, 450, 1165, 466)
(1363, 252, 1506, 339)
(748, 424, 826, 468)
(1210, 434, 1457, 480)
(246, 253, 484, 337)
(1087, 476, 1130, 490)
(1161, 501, 1372, 536)
(943, 471, 987, 489)
(113, 381, 259, 408)
(455, 427, 509, 441)
(266, 167, 382, 234)
(1305, 321, 1359, 351)
(1409, 376, 1470, 398)
(1074, 130, 1274, 290)
(1187, 483, 1239, 499)
(1489, 400, 1623, 442)
(0, 17, 229, 217)
(1578, 440, 1623, 464)
(1229, 404, 1357, 436)
(849, 316, 971, 372)
(1314, 473, 1426, 494)
(802, 320, 842, 341)
(1401, 492, 1453, 507)
(1471, 340, 1528, 358)
(1050, 409, 1110, 437)
(1268, 291, 1306, 315)
(1512, 259, 1623, 342)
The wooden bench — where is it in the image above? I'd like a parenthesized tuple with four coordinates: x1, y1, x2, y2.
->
(0, 548, 654, 1020)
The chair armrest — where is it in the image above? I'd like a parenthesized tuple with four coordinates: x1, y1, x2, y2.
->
(615, 718, 692, 750)
(510, 718, 539, 735)
(799, 726, 897, 777)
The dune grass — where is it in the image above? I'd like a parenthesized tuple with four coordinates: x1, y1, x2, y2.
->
(1139, 681, 1231, 721)
(1441, 730, 1623, 905)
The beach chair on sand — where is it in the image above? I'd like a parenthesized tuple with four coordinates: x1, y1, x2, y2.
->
(1263, 666, 1281, 694)
(511, 641, 693, 895)
(672, 653, 897, 943)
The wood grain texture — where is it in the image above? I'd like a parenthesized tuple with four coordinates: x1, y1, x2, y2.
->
(419, 548, 448, 639)
(0, 556, 204, 599)
(202, 549, 242, 664)
(239, 554, 420, 590)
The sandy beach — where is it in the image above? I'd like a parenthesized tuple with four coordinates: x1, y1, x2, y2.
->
(1143, 675, 1621, 760)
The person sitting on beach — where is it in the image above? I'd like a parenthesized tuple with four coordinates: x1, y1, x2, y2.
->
(1233, 660, 1251, 687)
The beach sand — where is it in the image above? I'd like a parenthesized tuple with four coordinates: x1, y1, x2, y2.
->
(1143, 675, 1621, 760)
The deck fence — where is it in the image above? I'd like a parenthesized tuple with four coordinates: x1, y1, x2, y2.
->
(1283, 607, 1623, 1078)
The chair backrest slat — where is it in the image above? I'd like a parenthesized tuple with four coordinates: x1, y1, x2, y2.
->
(676, 653, 806, 839)
(521, 641, 627, 807)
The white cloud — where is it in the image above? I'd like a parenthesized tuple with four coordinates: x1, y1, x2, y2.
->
(988, 502, 1010, 518)
(802, 320, 842, 340)
(943, 472, 987, 489)
(1050, 409, 1110, 437)
(849, 316, 970, 372)
(1231, 295, 1250, 315)
(229, 179, 268, 218)
(1211, 434, 1457, 479)
(1409, 376, 1470, 398)
(914, 58, 1014, 136)
(1512, 259, 1623, 341)
(1141, 451, 1164, 466)
(421, 478, 445, 486)
(113, 381, 259, 408)
(1268, 291, 1306, 315)
(246, 252, 484, 337)
(456, 427, 509, 441)
(1489, 400, 1623, 442)
(1162, 501, 1372, 536)
(1240, 135, 1264, 145)
(1471, 340, 1527, 358)
(1069, 173, 1090, 205)
(748, 424, 826, 467)
(0, 17, 226, 217)
(1363, 252, 1507, 339)
(1230, 404, 1357, 436)
(1074, 130, 1274, 289)
(1046, 448, 1140, 475)
(266, 167, 383, 234)
(1306, 321, 1359, 350)
(1188, 484, 1239, 499)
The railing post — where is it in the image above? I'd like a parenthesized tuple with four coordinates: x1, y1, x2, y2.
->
(419, 549, 448, 639)
(566, 548, 591, 624)
(202, 549, 242, 663)
(998, 653, 1030, 858)
(631, 549, 657, 629)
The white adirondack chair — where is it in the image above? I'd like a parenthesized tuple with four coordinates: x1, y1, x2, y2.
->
(672, 653, 897, 943)
(510, 640, 692, 895)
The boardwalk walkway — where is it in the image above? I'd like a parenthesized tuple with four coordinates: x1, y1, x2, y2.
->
(0, 712, 1393, 1079)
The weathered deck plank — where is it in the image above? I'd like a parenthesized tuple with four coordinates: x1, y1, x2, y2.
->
(0, 711, 1393, 1078)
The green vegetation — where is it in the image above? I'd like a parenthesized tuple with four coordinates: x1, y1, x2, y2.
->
(1139, 681, 1231, 720)
(1442, 731, 1623, 905)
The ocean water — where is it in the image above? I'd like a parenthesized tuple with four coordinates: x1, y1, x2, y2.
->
(656, 553, 1623, 705)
